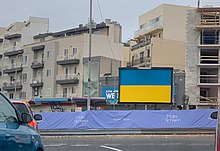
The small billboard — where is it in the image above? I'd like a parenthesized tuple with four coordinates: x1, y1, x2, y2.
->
(119, 67, 173, 104)
(102, 86, 118, 104)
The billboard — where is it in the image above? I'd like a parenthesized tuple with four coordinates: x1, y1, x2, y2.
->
(102, 87, 118, 104)
(119, 67, 173, 104)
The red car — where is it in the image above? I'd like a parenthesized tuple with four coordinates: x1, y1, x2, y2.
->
(11, 101, 41, 132)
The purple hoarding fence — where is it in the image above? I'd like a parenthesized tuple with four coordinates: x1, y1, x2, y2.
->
(35, 110, 217, 130)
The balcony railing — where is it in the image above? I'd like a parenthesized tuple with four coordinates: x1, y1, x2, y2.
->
(57, 54, 80, 65)
(30, 78, 43, 87)
(56, 93, 77, 98)
(2, 81, 22, 91)
(31, 60, 44, 69)
(56, 74, 79, 85)
(3, 62, 23, 74)
(131, 40, 151, 51)
(4, 45, 23, 57)
(127, 56, 151, 67)
(198, 96, 218, 104)
(134, 21, 163, 38)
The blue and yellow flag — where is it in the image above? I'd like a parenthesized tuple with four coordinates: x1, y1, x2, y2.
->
(119, 68, 173, 104)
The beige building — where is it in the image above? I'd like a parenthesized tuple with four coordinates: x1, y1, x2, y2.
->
(0, 17, 49, 98)
(185, 6, 220, 109)
(129, 4, 193, 70)
(0, 18, 126, 112)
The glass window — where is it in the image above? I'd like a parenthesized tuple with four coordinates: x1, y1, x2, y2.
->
(47, 50, 52, 58)
(73, 48, 77, 55)
(46, 88, 51, 96)
(23, 73, 28, 83)
(22, 55, 28, 66)
(46, 69, 52, 77)
(0, 94, 18, 122)
(13, 103, 29, 114)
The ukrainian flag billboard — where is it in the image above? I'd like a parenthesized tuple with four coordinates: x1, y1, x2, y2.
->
(119, 67, 173, 104)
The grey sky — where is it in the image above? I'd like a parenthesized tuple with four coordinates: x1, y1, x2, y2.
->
(0, 0, 218, 42)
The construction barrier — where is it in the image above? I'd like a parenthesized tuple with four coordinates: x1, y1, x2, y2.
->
(36, 109, 217, 130)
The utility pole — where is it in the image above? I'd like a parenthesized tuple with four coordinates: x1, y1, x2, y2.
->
(87, 0, 92, 110)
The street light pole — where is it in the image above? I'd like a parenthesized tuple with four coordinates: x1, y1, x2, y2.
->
(14, 54, 22, 99)
(87, 0, 93, 110)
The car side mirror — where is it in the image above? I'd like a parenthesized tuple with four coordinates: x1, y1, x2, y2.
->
(22, 113, 32, 123)
(210, 111, 218, 119)
(34, 114, 42, 121)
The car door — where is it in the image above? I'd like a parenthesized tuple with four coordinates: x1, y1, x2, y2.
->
(0, 94, 33, 151)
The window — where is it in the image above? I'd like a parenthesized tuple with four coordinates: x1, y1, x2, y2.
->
(72, 87, 77, 94)
(63, 88, 68, 98)
(22, 55, 28, 66)
(140, 51, 144, 63)
(64, 49, 68, 57)
(47, 50, 52, 58)
(73, 67, 77, 74)
(46, 88, 51, 96)
(72, 48, 77, 55)
(20, 92, 26, 99)
(0, 94, 17, 122)
(46, 69, 52, 77)
(9, 93, 14, 99)
(23, 73, 28, 83)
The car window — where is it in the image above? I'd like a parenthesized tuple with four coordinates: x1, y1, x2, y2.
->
(13, 103, 29, 114)
(0, 94, 18, 122)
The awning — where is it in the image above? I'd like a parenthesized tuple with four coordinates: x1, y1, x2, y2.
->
(34, 98, 70, 103)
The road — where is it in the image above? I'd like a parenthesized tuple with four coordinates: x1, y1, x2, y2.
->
(42, 135, 215, 151)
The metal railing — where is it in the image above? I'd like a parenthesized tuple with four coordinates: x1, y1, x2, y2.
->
(57, 54, 79, 61)
(199, 75, 219, 84)
(134, 21, 163, 37)
(56, 74, 79, 81)
(127, 56, 151, 67)
(5, 62, 22, 70)
(30, 77, 43, 84)
(56, 94, 77, 98)
(4, 43, 22, 52)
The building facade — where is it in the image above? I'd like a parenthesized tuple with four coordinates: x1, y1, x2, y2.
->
(0, 18, 126, 112)
(129, 4, 193, 70)
(186, 6, 220, 109)
(128, 4, 192, 109)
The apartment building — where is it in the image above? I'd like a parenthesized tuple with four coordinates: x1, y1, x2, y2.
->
(129, 4, 193, 70)
(186, 6, 220, 109)
(0, 18, 125, 112)
(128, 4, 193, 109)
(0, 17, 49, 99)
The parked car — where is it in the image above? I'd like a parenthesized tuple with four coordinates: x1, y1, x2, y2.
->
(0, 92, 44, 151)
(11, 100, 40, 132)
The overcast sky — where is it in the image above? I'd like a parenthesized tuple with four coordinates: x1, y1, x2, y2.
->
(0, 0, 218, 42)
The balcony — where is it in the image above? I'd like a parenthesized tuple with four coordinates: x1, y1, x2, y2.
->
(127, 56, 151, 67)
(56, 74, 79, 85)
(5, 33, 21, 40)
(198, 96, 218, 106)
(31, 60, 44, 69)
(32, 45, 45, 51)
(4, 45, 23, 57)
(131, 40, 151, 51)
(56, 93, 77, 98)
(30, 78, 43, 87)
(57, 54, 80, 65)
(2, 81, 22, 91)
(3, 63, 23, 74)
(134, 21, 163, 38)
